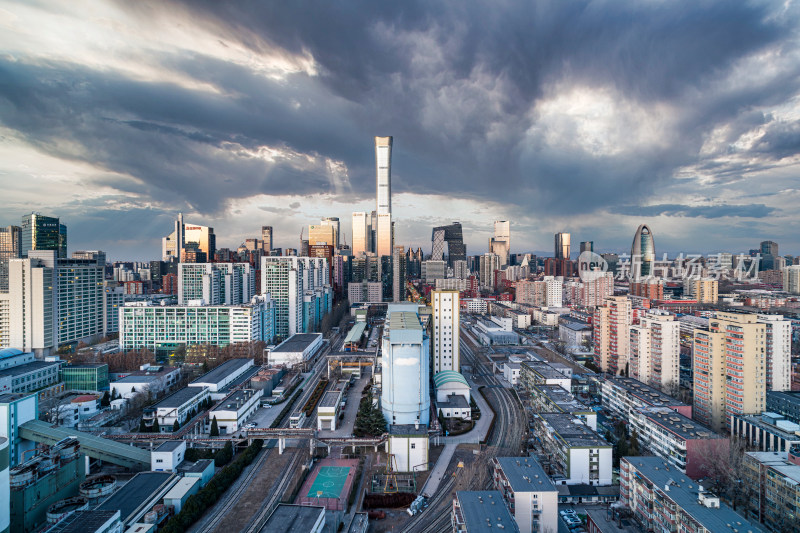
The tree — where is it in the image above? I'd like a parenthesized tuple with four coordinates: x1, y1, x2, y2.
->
(628, 429, 640, 456)
(173, 420, 180, 432)
(131, 386, 136, 393)
(100, 391, 110, 407)
(152, 418, 160, 433)
(202, 361, 209, 373)
(139, 419, 148, 433)
(210, 416, 219, 437)
(111, 388, 119, 401)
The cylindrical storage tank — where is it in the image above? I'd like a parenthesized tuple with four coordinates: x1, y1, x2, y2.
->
(46, 496, 89, 524)
(79, 475, 117, 501)
(58, 439, 80, 463)
(380, 317, 430, 426)
(0, 438, 9, 533)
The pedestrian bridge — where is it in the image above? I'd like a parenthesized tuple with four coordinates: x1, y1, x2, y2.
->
(19, 420, 151, 470)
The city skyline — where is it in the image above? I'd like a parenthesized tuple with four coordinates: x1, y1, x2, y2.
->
(1, 2, 800, 259)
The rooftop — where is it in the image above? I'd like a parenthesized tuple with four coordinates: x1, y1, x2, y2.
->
(151, 386, 207, 409)
(495, 456, 556, 493)
(604, 376, 688, 407)
(538, 413, 610, 447)
(45, 510, 120, 533)
(638, 407, 722, 440)
(155, 440, 185, 452)
(584, 507, 639, 533)
(190, 358, 252, 385)
(178, 459, 214, 474)
(389, 424, 428, 436)
(522, 361, 569, 380)
(437, 394, 469, 409)
(272, 333, 323, 353)
(211, 389, 259, 412)
(62, 363, 108, 369)
(71, 395, 98, 403)
(0, 393, 33, 403)
(532, 384, 591, 413)
(0, 347, 25, 359)
(0, 360, 60, 378)
(113, 375, 158, 384)
(455, 491, 519, 532)
(433, 370, 469, 388)
(97, 471, 175, 523)
(623, 456, 764, 533)
(259, 504, 325, 533)
(319, 389, 343, 408)
(745, 451, 800, 484)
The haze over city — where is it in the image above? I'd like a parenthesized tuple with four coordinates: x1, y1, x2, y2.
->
(2, 1, 800, 259)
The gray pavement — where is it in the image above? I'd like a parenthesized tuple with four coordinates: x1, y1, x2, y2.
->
(420, 442, 456, 497)
(316, 369, 371, 438)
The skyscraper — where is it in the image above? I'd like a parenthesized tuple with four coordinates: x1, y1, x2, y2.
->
(593, 296, 632, 375)
(162, 214, 216, 263)
(431, 222, 466, 266)
(320, 217, 340, 250)
(375, 136, 394, 257)
(392, 245, 406, 302)
(760, 240, 778, 270)
(262, 226, 273, 252)
(351, 212, 370, 255)
(308, 223, 336, 247)
(0, 226, 21, 292)
(489, 220, 510, 267)
(21, 213, 63, 258)
(629, 310, 679, 392)
(579, 241, 594, 254)
(479, 253, 500, 289)
(554, 232, 571, 260)
(631, 224, 655, 279)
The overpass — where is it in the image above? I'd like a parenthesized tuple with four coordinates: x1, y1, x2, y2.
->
(19, 420, 151, 470)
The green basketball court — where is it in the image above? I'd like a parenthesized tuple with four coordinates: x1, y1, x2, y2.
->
(306, 466, 351, 498)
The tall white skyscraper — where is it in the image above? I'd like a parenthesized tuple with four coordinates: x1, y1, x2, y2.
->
(432, 290, 460, 373)
(375, 136, 393, 257)
(490, 220, 510, 267)
(351, 212, 370, 255)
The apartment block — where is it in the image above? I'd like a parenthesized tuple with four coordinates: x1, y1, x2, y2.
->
(492, 457, 558, 533)
(593, 296, 632, 375)
(683, 277, 718, 304)
(731, 412, 800, 452)
(629, 309, 680, 392)
(600, 376, 691, 419)
(742, 449, 800, 532)
(432, 289, 460, 373)
(757, 314, 792, 392)
(620, 456, 763, 533)
(178, 262, 255, 305)
(523, 382, 597, 430)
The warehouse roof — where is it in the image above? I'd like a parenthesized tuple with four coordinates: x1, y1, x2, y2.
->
(433, 371, 469, 389)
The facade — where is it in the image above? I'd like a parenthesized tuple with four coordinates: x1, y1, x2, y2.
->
(0, 393, 38, 467)
(392, 245, 406, 302)
(532, 413, 612, 486)
(620, 456, 763, 533)
(758, 314, 791, 392)
(151, 440, 186, 472)
(683, 278, 718, 303)
(189, 358, 255, 395)
(693, 312, 766, 433)
(7, 255, 57, 355)
(381, 305, 430, 427)
(0, 225, 21, 293)
(629, 309, 679, 392)
(60, 363, 109, 391)
(262, 226, 273, 252)
(742, 449, 800, 532)
(208, 389, 260, 433)
(102, 282, 125, 335)
(431, 289, 460, 373)
(782, 264, 800, 294)
(766, 391, 800, 423)
(490, 220, 511, 267)
(0, 361, 61, 395)
(57, 253, 104, 346)
(261, 256, 331, 339)
(351, 212, 370, 255)
(731, 412, 800, 452)
(119, 296, 275, 352)
(630, 224, 655, 279)
(420, 260, 446, 283)
(600, 376, 692, 419)
(593, 296, 632, 375)
(386, 425, 429, 472)
(628, 406, 728, 478)
(452, 491, 520, 533)
(520, 361, 571, 392)
(430, 222, 466, 266)
(492, 457, 558, 533)
(21, 213, 63, 258)
(479, 253, 500, 289)
(267, 333, 323, 367)
(162, 215, 215, 262)
(375, 136, 393, 257)
(521, 383, 597, 430)
(347, 281, 382, 304)
(308, 223, 335, 247)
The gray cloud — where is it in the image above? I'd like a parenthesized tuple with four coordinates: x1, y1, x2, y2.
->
(617, 203, 776, 219)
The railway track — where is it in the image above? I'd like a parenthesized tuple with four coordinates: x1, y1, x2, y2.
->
(240, 450, 305, 533)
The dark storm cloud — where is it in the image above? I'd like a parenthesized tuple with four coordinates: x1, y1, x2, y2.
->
(618, 203, 775, 219)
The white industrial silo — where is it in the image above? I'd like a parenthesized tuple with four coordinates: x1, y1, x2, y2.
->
(381, 309, 430, 427)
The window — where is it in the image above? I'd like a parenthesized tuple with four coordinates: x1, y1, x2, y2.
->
(156, 459, 163, 463)
(411, 443, 416, 449)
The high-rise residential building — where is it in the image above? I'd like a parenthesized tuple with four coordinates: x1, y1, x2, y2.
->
(0, 225, 21, 292)
(554, 232, 571, 260)
(516, 280, 546, 306)
(782, 265, 800, 294)
(262, 226, 273, 252)
(162, 214, 216, 262)
(431, 222, 466, 266)
(543, 276, 563, 307)
(120, 295, 275, 352)
(760, 240, 778, 270)
(579, 271, 614, 307)
(579, 241, 593, 254)
(593, 296, 632, 375)
(631, 224, 655, 279)
(21, 213, 63, 258)
(479, 253, 500, 289)
(178, 263, 255, 305)
(347, 281, 382, 304)
(57, 252, 104, 347)
(630, 278, 664, 300)
(392, 246, 406, 302)
(351, 212, 370, 255)
(261, 256, 331, 339)
(452, 260, 469, 280)
(7, 255, 57, 355)
(375, 136, 393, 257)
(432, 289, 460, 373)
(758, 314, 792, 392)
(421, 260, 446, 283)
(683, 277, 718, 303)
(693, 312, 766, 432)
(320, 217, 340, 250)
(629, 310, 680, 392)
(490, 220, 510, 267)
(381, 304, 430, 426)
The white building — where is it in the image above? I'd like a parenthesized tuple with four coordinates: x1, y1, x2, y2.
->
(0, 392, 38, 466)
(151, 440, 186, 472)
(189, 358, 255, 398)
(503, 362, 521, 385)
(0, 360, 61, 395)
(492, 457, 558, 533)
(462, 298, 489, 314)
(432, 290, 460, 373)
(758, 314, 792, 392)
(386, 425, 428, 473)
(782, 265, 800, 294)
(208, 389, 260, 434)
(421, 260, 446, 283)
(261, 256, 331, 339)
(317, 386, 345, 431)
(533, 413, 612, 486)
(347, 281, 382, 304)
(119, 295, 275, 351)
(479, 253, 500, 289)
(57, 394, 99, 427)
(629, 310, 680, 392)
(178, 263, 255, 305)
(267, 333, 324, 367)
(543, 276, 563, 307)
(163, 477, 200, 514)
(7, 254, 57, 356)
(144, 387, 210, 432)
(434, 371, 471, 419)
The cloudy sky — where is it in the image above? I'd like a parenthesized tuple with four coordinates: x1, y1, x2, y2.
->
(1, 0, 799, 260)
